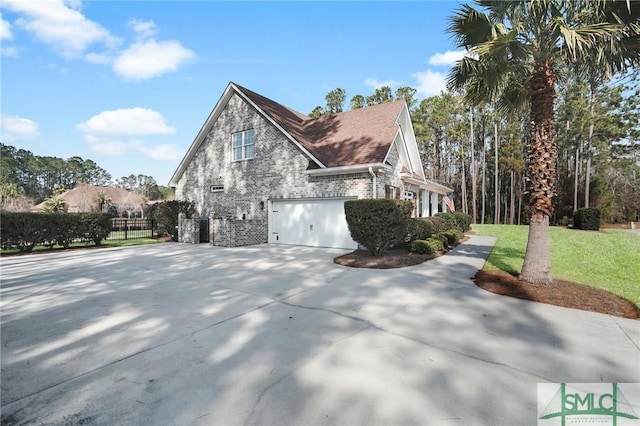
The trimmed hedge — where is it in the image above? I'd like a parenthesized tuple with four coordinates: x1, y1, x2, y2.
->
(434, 211, 472, 232)
(0, 212, 112, 252)
(453, 212, 472, 231)
(410, 238, 443, 254)
(149, 200, 196, 241)
(440, 229, 464, 247)
(434, 212, 457, 230)
(345, 199, 413, 256)
(573, 208, 601, 231)
(406, 218, 433, 243)
(427, 216, 449, 234)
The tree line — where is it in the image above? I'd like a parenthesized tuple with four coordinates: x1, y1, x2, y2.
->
(0, 143, 173, 210)
(310, 74, 639, 228)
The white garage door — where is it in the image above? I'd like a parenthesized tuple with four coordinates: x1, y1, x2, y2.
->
(269, 198, 357, 249)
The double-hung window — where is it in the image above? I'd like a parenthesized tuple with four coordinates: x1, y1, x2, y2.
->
(232, 129, 255, 161)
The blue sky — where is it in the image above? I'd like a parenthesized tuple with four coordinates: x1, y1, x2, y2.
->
(1, 1, 465, 186)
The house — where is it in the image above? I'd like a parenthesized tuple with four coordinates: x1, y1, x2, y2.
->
(169, 82, 452, 249)
(31, 184, 145, 216)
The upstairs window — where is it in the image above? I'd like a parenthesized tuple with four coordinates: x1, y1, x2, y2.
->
(232, 129, 255, 161)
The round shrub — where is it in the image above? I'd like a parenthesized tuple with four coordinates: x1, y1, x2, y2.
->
(406, 218, 433, 242)
(427, 216, 449, 234)
(573, 208, 601, 231)
(453, 212, 472, 231)
(434, 212, 457, 230)
(409, 238, 442, 255)
(345, 199, 413, 256)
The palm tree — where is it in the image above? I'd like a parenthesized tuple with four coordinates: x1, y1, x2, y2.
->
(95, 191, 111, 212)
(43, 194, 68, 213)
(447, 0, 640, 283)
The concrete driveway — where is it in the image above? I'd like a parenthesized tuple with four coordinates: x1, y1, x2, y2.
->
(1, 236, 638, 425)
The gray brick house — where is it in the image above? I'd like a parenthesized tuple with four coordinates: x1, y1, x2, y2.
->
(169, 82, 452, 249)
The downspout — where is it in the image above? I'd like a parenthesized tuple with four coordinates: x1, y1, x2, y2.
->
(368, 166, 377, 199)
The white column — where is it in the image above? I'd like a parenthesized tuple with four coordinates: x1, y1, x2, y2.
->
(421, 189, 429, 217)
(442, 195, 447, 213)
(431, 191, 438, 216)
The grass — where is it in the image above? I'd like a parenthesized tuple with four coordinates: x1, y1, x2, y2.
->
(1, 237, 162, 256)
(472, 224, 640, 307)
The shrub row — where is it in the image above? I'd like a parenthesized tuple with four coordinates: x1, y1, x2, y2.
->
(0, 212, 112, 252)
(573, 208, 601, 231)
(344, 199, 469, 257)
(409, 229, 464, 255)
(434, 212, 472, 232)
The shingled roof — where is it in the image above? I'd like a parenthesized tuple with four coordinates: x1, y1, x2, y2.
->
(235, 84, 404, 168)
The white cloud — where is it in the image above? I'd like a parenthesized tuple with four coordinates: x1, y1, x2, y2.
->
(129, 19, 157, 39)
(428, 50, 468, 66)
(78, 108, 179, 160)
(2, 0, 121, 58)
(0, 11, 13, 40)
(411, 70, 448, 97)
(85, 51, 112, 64)
(364, 78, 402, 89)
(113, 39, 195, 80)
(84, 135, 132, 157)
(138, 143, 183, 161)
(1, 46, 18, 57)
(1, 114, 40, 143)
(77, 107, 176, 136)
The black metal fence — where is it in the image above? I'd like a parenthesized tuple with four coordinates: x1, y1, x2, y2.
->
(108, 218, 156, 241)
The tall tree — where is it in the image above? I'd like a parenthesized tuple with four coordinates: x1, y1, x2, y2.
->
(366, 86, 393, 106)
(350, 95, 366, 110)
(395, 86, 418, 110)
(447, 0, 640, 283)
(325, 88, 347, 113)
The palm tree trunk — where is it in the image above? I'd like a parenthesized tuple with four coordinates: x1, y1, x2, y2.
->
(519, 60, 556, 284)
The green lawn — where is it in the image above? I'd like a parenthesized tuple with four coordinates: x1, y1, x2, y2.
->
(472, 224, 640, 307)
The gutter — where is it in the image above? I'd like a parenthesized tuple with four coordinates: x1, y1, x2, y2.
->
(368, 166, 377, 199)
(303, 163, 390, 177)
(401, 175, 453, 193)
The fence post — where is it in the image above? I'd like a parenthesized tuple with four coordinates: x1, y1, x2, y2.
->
(124, 218, 128, 240)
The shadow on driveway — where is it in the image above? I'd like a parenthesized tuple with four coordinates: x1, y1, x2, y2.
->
(1, 236, 638, 425)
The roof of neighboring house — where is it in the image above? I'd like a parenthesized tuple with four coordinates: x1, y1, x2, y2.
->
(31, 185, 145, 212)
(236, 84, 404, 168)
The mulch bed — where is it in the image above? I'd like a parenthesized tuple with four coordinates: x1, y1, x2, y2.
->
(334, 242, 639, 319)
(474, 270, 640, 319)
(334, 248, 440, 269)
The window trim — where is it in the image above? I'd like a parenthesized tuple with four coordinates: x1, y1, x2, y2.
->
(231, 129, 255, 162)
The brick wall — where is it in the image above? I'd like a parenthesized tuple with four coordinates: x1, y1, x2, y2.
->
(211, 217, 267, 247)
(175, 92, 406, 247)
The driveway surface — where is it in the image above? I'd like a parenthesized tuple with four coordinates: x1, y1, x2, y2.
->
(1, 236, 638, 425)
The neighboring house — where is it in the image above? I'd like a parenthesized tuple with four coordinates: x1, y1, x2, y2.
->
(31, 184, 145, 216)
(170, 82, 452, 249)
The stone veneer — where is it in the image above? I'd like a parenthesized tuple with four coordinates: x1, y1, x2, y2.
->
(175, 93, 408, 247)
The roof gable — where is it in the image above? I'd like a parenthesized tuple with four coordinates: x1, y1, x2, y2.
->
(170, 82, 416, 185)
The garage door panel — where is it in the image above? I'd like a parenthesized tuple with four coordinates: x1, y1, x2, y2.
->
(269, 198, 357, 249)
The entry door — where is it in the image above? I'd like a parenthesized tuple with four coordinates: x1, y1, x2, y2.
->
(269, 198, 357, 249)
